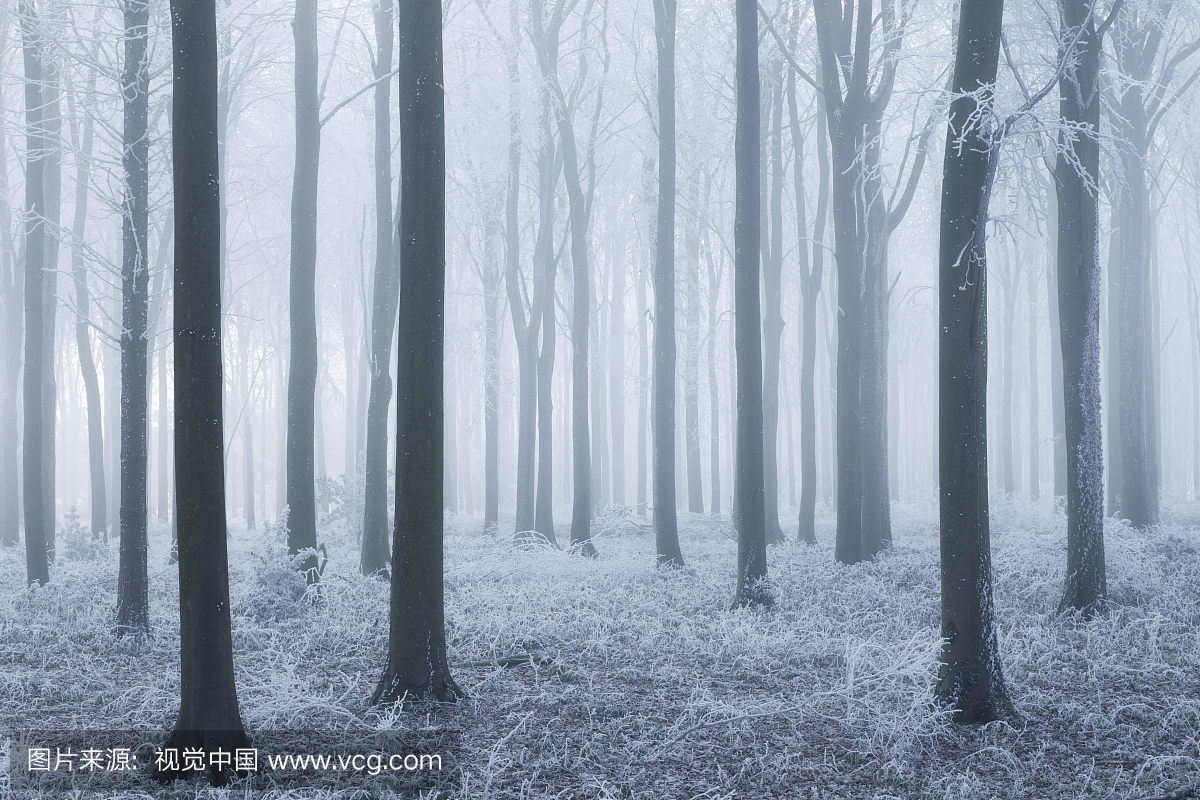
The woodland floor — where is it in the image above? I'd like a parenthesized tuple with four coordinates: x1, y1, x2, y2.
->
(1, 494, 1199, 799)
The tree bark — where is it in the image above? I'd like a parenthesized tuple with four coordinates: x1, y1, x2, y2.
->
(761, 67, 785, 544)
(935, 0, 1015, 723)
(20, 0, 49, 586)
(608, 235, 626, 507)
(684, 180, 704, 514)
(732, 0, 769, 606)
(117, 0, 151, 634)
(362, 0, 400, 568)
(158, 0, 249, 777)
(1055, 0, 1106, 615)
(286, 0, 320, 577)
(41, 33, 61, 562)
(702, 174, 722, 517)
(1028, 261, 1040, 500)
(371, 0, 463, 702)
(652, 0, 682, 565)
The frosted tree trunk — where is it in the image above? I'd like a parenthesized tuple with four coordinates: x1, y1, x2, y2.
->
(684, 180, 703, 514)
(116, 0, 151, 634)
(1028, 262, 1040, 500)
(935, 0, 1015, 722)
(608, 237, 626, 507)
(702, 174, 722, 516)
(20, 0, 49, 585)
(1055, 0, 1106, 614)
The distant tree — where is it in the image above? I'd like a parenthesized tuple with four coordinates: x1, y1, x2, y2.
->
(732, 0, 770, 608)
(19, 0, 49, 587)
(157, 0, 249, 779)
(371, 0, 463, 703)
(653, 0, 684, 566)
(40, 9, 60, 563)
(361, 0, 398, 577)
(66, 59, 108, 541)
(935, 0, 1016, 723)
(116, 0, 152, 635)
(0, 1, 21, 549)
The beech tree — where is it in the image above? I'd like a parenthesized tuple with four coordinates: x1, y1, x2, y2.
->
(732, 0, 769, 608)
(158, 0, 249, 779)
(935, 0, 1015, 723)
(20, 0, 50, 587)
(371, 0, 463, 703)
(653, 0, 684, 566)
(116, 0, 151, 634)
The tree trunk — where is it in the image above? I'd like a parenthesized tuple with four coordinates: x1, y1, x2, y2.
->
(1001, 250, 1019, 497)
(68, 77, 107, 539)
(608, 236, 626, 507)
(371, 0, 463, 701)
(702, 174, 722, 517)
(117, 0, 151, 634)
(484, 224, 501, 530)
(0, 25, 18, 549)
(41, 38, 61, 561)
(286, 0, 320, 577)
(444, 347, 457, 511)
(1028, 261, 1040, 500)
(638, 155, 652, 517)
(684, 180, 704, 514)
(793, 59, 827, 544)
(652, 0, 682, 565)
(761, 67, 784, 544)
(158, 0, 249, 776)
(935, 0, 1015, 723)
(1055, 0, 1105, 614)
(20, 0, 49, 585)
(732, 0, 768, 606)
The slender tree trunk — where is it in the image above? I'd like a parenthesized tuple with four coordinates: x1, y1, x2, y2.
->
(484, 226, 501, 530)
(1001, 251, 1019, 497)
(286, 0, 320, 577)
(362, 0, 400, 568)
(637, 202, 649, 517)
(684, 180, 703, 514)
(0, 20, 18, 549)
(608, 238, 626, 507)
(116, 0, 151, 634)
(1055, 0, 1105, 614)
(41, 37, 61, 560)
(652, 0, 682, 565)
(1028, 262, 1040, 500)
(761, 67, 785, 544)
(68, 80, 107, 539)
(732, 0, 768, 606)
(444, 347, 457, 511)
(935, 0, 1015, 723)
(371, 0, 463, 700)
(20, 0, 48, 584)
(794, 61, 827, 544)
(702, 175, 722, 517)
(158, 0, 249, 775)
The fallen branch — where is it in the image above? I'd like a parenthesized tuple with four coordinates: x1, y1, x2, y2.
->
(467, 654, 553, 668)
(1131, 788, 1197, 800)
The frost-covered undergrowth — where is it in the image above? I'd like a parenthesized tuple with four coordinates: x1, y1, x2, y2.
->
(1, 496, 1198, 799)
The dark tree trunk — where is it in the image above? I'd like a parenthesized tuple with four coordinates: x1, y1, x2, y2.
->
(371, 0, 463, 702)
(790, 55, 826, 545)
(761, 67, 784, 544)
(684, 181, 703, 514)
(1000, 250, 1018, 497)
(1055, 0, 1105, 615)
(360, 0, 396, 574)
(68, 79, 107, 539)
(287, 0, 320, 577)
(1039, 163, 1067, 499)
(116, 0, 151, 635)
(20, 0, 49, 586)
(158, 0, 249, 778)
(935, 0, 1015, 723)
(652, 0, 682, 566)
(732, 0, 768, 607)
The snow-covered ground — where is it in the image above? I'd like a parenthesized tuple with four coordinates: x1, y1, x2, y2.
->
(2, 497, 1198, 798)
